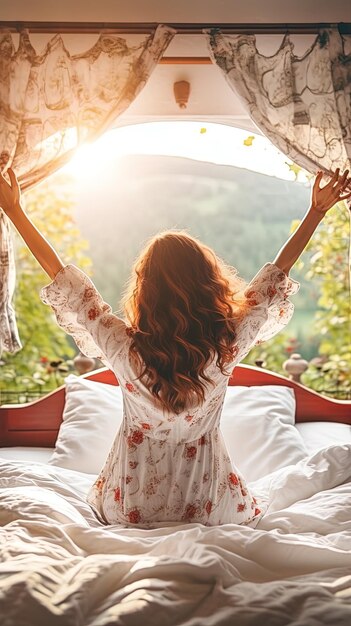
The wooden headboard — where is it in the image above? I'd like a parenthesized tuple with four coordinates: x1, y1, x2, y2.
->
(0, 364, 350, 448)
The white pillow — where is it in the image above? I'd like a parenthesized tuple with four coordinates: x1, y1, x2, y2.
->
(50, 377, 308, 480)
(220, 386, 308, 482)
(48, 375, 123, 474)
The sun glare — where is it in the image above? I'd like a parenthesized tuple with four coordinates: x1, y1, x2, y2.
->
(64, 122, 310, 184)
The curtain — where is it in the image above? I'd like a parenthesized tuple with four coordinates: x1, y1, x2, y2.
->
(205, 26, 351, 381)
(0, 25, 175, 354)
(0, 212, 19, 353)
(205, 28, 351, 181)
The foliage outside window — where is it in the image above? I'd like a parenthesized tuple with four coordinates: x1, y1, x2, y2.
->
(295, 202, 350, 396)
(245, 200, 350, 398)
(1, 157, 350, 402)
(0, 174, 92, 403)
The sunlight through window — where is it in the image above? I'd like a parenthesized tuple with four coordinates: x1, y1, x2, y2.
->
(64, 122, 310, 184)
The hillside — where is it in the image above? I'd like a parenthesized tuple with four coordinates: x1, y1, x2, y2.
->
(73, 154, 316, 324)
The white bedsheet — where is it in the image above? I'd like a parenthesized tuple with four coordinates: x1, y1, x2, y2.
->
(0, 445, 351, 625)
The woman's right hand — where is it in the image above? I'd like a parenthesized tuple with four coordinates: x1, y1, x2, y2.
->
(0, 166, 64, 279)
(0, 168, 22, 218)
(310, 168, 351, 215)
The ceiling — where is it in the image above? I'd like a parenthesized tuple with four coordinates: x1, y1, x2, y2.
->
(3, 1, 351, 133)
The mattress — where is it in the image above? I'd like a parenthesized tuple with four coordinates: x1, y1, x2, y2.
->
(0, 446, 55, 463)
(1, 444, 351, 625)
(296, 421, 351, 453)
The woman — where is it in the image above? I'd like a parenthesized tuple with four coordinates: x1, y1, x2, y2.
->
(0, 166, 350, 528)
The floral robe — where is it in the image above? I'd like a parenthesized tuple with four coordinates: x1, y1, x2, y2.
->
(41, 262, 299, 528)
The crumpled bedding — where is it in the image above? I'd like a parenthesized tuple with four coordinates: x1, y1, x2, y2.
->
(0, 444, 350, 625)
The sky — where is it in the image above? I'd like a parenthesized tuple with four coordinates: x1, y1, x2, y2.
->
(64, 121, 310, 185)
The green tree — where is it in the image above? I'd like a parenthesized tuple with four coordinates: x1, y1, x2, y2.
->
(239, 157, 350, 396)
(298, 201, 351, 395)
(0, 173, 92, 399)
(243, 200, 351, 397)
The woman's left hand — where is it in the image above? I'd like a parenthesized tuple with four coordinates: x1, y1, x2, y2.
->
(310, 168, 351, 214)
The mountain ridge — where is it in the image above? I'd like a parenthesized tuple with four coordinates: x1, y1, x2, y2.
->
(73, 153, 312, 314)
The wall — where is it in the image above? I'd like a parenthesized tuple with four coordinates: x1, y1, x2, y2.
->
(2, 0, 351, 23)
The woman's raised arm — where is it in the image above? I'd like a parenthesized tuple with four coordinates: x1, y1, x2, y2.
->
(0, 168, 64, 279)
(273, 169, 351, 275)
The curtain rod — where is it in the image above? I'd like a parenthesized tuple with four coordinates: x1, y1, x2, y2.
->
(1, 21, 350, 35)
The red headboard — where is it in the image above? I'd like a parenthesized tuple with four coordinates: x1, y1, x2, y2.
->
(0, 364, 350, 448)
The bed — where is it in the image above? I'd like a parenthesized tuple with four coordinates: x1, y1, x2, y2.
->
(0, 364, 351, 625)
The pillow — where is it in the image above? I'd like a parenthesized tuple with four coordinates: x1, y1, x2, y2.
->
(48, 375, 123, 474)
(220, 386, 309, 482)
(50, 378, 308, 480)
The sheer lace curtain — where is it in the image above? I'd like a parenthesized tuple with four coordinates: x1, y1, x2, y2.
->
(205, 28, 351, 181)
(0, 25, 175, 354)
(205, 26, 351, 375)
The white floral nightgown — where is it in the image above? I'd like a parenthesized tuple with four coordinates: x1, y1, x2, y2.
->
(41, 262, 299, 529)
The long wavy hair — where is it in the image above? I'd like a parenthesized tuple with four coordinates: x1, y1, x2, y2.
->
(122, 231, 248, 413)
